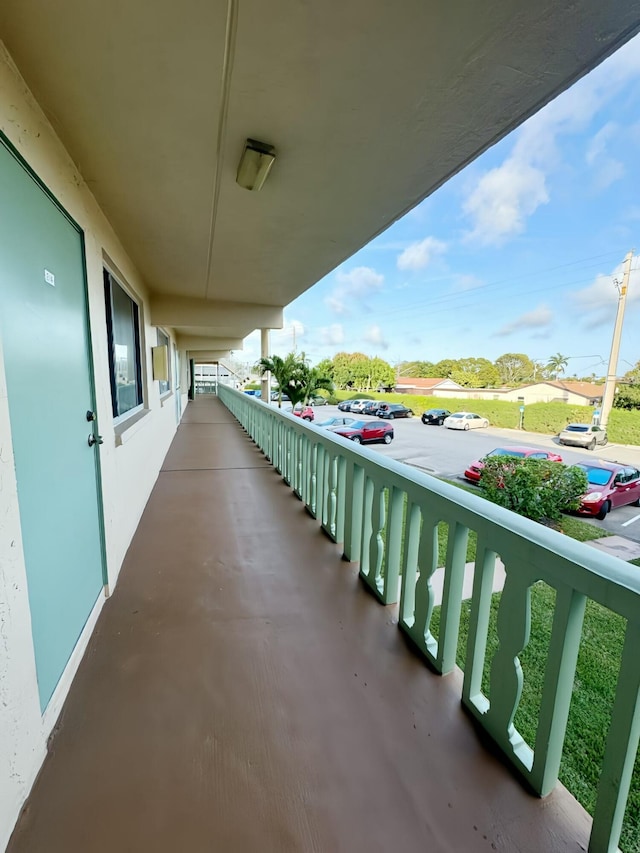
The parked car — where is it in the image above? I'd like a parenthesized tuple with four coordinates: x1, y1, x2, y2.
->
(349, 399, 372, 414)
(309, 395, 329, 406)
(464, 446, 563, 484)
(376, 403, 413, 419)
(292, 404, 314, 421)
(316, 416, 355, 428)
(558, 423, 608, 451)
(421, 408, 451, 425)
(337, 399, 360, 412)
(329, 420, 394, 445)
(574, 460, 640, 519)
(443, 412, 489, 430)
(270, 391, 290, 402)
(362, 400, 383, 415)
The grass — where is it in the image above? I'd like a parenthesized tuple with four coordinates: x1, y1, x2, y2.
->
(333, 389, 640, 445)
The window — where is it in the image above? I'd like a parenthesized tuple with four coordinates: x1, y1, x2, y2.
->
(157, 329, 171, 395)
(104, 269, 143, 419)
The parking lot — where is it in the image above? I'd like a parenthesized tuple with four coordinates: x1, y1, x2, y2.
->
(310, 403, 640, 543)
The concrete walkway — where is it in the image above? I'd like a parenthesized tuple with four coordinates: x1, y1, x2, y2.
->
(8, 397, 591, 853)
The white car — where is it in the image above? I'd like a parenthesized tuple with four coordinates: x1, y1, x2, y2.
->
(349, 399, 371, 414)
(443, 412, 489, 430)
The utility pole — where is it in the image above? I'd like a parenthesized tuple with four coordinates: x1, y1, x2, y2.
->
(600, 250, 633, 429)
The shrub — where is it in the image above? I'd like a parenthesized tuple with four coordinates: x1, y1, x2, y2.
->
(479, 457, 588, 523)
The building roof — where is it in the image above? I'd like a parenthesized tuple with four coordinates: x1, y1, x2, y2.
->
(526, 381, 605, 399)
(395, 377, 463, 390)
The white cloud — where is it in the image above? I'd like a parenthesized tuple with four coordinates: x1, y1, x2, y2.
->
(452, 273, 484, 292)
(494, 305, 553, 337)
(572, 260, 640, 330)
(269, 318, 305, 351)
(363, 325, 389, 350)
(325, 265, 384, 316)
(585, 123, 624, 190)
(463, 35, 640, 245)
(463, 159, 549, 245)
(319, 323, 345, 346)
(397, 236, 447, 271)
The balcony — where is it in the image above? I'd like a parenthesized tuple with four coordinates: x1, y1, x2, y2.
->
(8, 392, 640, 852)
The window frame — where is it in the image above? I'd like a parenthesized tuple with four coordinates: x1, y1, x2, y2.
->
(156, 328, 171, 397)
(103, 268, 145, 423)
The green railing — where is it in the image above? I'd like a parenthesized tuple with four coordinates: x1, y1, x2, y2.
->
(219, 385, 640, 852)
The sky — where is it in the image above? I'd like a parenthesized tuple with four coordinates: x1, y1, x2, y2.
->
(240, 35, 640, 380)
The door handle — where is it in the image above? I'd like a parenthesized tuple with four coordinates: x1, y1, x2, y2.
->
(88, 434, 103, 447)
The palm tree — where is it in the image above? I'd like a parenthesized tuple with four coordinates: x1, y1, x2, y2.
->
(546, 352, 569, 380)
(255, 354, 295, 407)
(302, 367, 334, 403)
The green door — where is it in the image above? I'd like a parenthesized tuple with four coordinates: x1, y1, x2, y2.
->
(0, 139, 105, 711)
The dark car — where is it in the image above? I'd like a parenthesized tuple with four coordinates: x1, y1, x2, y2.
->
(309, 395, 329, 406)
(376, 403, 413, 419)
(337, 399, 359, 412)
(421, 408, 451, 425)
(330, 419, 394, 445)
(464, 446, 563, 484)
(362, 400, 382, 415)
(574, 461, 640, 519)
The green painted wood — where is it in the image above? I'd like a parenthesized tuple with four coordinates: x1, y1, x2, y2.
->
(437, 522, 469, 674)
(532, 584, 586, 796)
(590, 622, 640, 853)
(462, 535, 497, 711)
(380, 485, 404, 604)
(0, 140, 104, 710)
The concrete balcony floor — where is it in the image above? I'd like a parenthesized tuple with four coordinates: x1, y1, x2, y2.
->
(8, 397, 591, 852)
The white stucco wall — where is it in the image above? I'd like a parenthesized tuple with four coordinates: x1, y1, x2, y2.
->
(0, 42, 184, 850)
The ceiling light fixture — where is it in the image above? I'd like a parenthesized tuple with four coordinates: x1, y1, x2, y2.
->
(236, 139, 276, 191)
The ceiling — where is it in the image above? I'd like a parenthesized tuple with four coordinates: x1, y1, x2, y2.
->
(1, 1, 639, 357)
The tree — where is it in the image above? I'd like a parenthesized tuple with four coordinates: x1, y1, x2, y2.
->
(301, 366, 334, 403)
(395, 360, 436, 378)
(449, 358, 500, 388)
(494, 353, 535, 385)
(613, 385, 640, 410)
(546, 352, 569, 380)
(433, 359, 460, 378)
(623, 360, 640, 385)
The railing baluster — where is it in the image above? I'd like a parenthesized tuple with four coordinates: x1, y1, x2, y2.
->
(486, 568, 533, 772)
(309, 443, 318, 517)
(322, 453, 338, 541)
(335, 456, 346, 546)
(590, 621, 640, 853)
(360, 480, 386, 596)
(399, 501, 421, 625)
(437, 522, 469, 675)
(401, 510, 439, 666)
(531, 584, 586, 796)
(378, 485, 404, 605)
(343, 462, 364, 563)
(463, 534, 498, 714)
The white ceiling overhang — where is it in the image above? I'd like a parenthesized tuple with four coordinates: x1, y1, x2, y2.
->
(1, 1, 639, 359)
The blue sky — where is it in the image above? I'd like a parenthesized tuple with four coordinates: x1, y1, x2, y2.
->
(242, 36, 640, 379)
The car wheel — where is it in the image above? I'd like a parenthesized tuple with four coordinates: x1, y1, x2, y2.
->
(421, 417, 427, 424)
(351, 436, 361, 444)
(632, 496, 640, 507)
(596, 500, 611, 520)
(303, 416, 312, 421)
(407, 411, 413, 418)
(588, 438, 597, 451)
(438, 418, 444, 425)
(464, 423, 470, 430)
(387, 413, 394, 419)
(602, 436, 608, 446)
(483, 420, 489, 428)
(383, 433, 392, 444)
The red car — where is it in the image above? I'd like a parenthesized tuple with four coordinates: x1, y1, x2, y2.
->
(292, 404, 314, 421)
(464, 446, 563, 483)
(329, 419, 394, 445)
(575, 461, 640, 519)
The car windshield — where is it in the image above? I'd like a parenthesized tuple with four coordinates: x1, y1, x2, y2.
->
(577, 465, 613, 486)
(487, 449, 526, 458)
(566, 424, 589, 432)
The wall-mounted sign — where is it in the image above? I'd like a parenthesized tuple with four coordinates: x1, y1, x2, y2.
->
(44, 269, 55, 287)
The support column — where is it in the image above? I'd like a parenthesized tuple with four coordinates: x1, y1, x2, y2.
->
(260, 329, 270, 403)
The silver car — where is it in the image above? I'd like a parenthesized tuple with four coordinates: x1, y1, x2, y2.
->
(558, 423, 608, 451)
